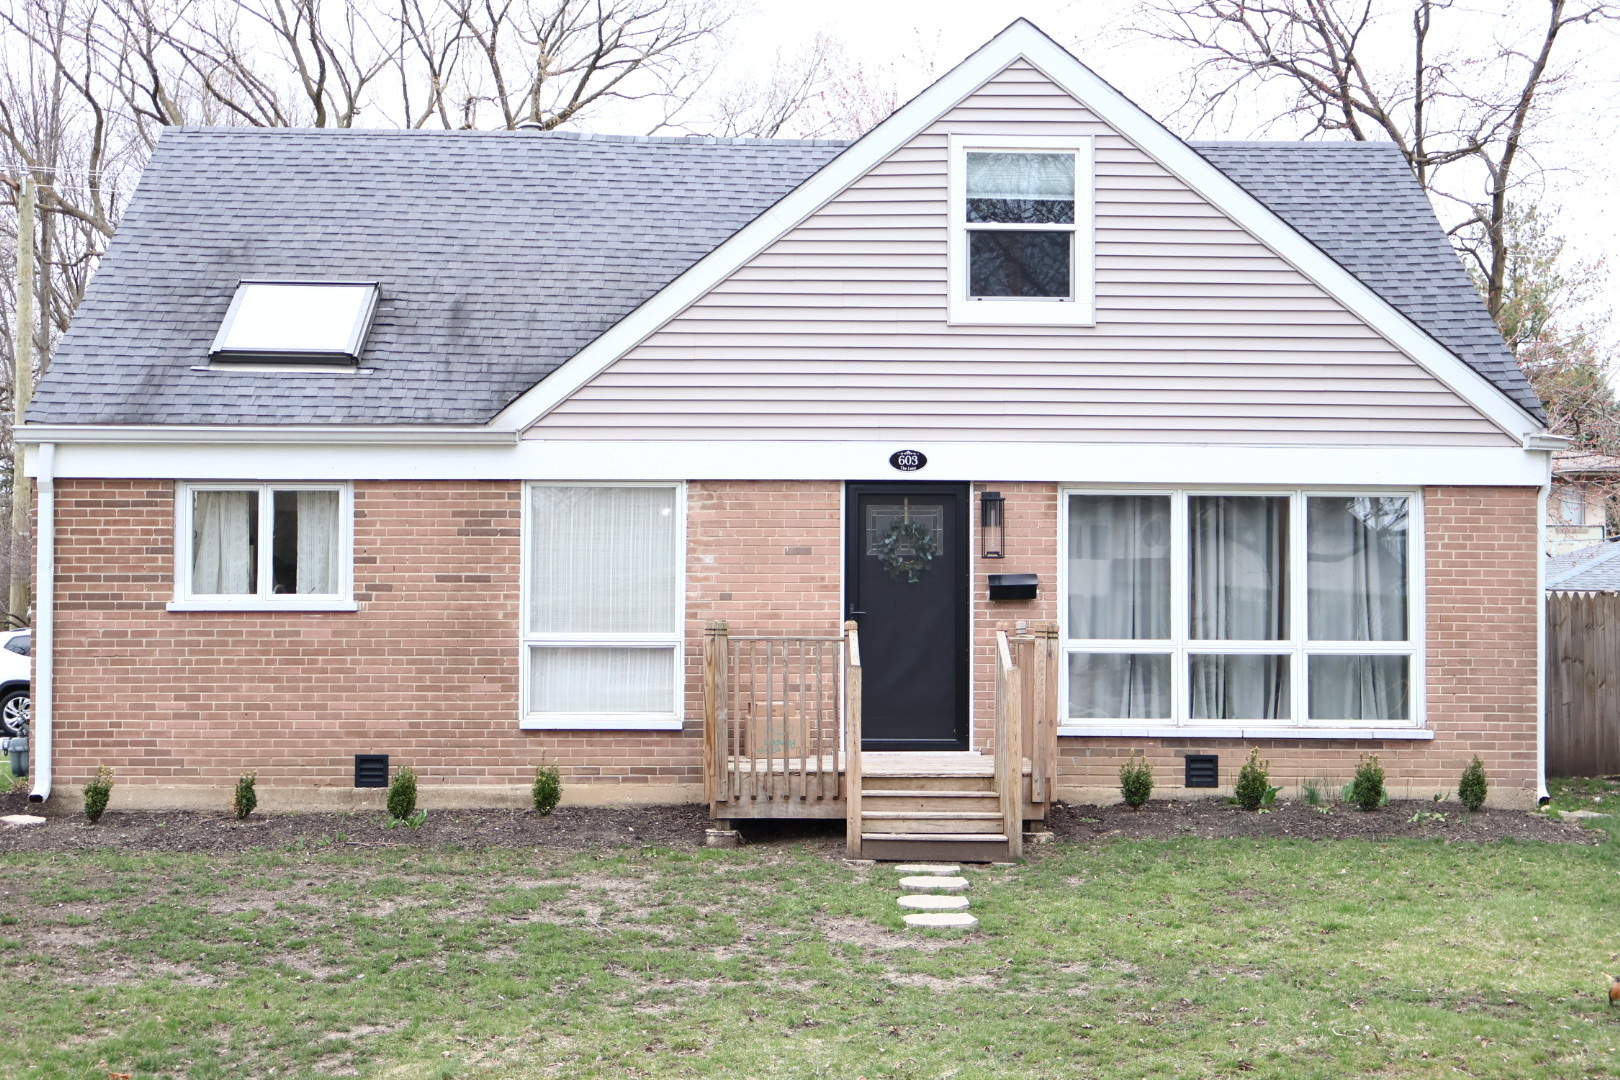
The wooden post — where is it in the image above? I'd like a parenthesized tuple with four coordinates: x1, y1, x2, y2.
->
(10, 175, 34, 624)
(702, 620, 728, 809)
(844, 620, 863, 858)
(995, 629, 1023, 859)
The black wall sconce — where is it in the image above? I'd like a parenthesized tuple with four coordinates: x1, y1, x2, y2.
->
(980, 490, 1006, 559)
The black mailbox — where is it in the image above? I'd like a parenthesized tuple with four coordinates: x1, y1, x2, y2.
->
(987, 573, 1038, 601)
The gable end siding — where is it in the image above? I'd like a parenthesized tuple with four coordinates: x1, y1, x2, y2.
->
(530, 61, 1513, 448)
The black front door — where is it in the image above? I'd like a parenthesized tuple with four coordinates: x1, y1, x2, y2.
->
(846, 483, 970, 751)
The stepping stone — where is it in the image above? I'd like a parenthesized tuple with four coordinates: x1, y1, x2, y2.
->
(0, 814, 44, 828)
(903, 911, 979, 930)
(897, 894, 970, 912)
(893, 863, 960, 875)
(898, 875, 969, 892)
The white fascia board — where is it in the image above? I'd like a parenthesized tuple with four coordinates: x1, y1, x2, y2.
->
(14, 423, 516, 446)
(37, 437, 1550, 487)
(491, 18, 1541, 444)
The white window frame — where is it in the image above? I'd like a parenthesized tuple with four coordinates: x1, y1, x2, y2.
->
(947, 133, 1096, 328)
(170, 481, 356, 612)
(520, 481, 686, 731)
(1057, 486, 1427, 738)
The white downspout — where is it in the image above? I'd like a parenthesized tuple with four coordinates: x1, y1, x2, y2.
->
(28, 442, 54, 802)
(1536, 477, 1550, 806)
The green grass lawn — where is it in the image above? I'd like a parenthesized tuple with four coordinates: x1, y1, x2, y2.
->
(6, 830, 1620, 1079)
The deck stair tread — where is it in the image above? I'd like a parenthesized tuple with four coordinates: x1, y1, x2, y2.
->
(861, 789, 995, 798)
(861, 810, 1003, 820)
(862, 832, 1011, 843)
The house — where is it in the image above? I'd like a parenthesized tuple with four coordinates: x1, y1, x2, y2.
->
(16, 21, 1556, 854)
(1547, 451, 1620, 554)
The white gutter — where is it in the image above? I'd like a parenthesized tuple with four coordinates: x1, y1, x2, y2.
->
(14, 424, 516, 446)
(1536, 476, 1550, 806)
(28, 442, 54, 802)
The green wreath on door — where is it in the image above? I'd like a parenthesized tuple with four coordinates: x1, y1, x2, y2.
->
(875, 520, 938, 584)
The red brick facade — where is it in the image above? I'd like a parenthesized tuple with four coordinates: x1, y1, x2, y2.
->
(43, 479, 1540, 808)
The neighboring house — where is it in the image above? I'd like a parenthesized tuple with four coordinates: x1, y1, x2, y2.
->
(17, 21, 1558, 845)
(1547, 451, 1620, 555)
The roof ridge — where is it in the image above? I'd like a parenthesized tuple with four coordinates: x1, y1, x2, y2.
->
(165, 126, 854, 147)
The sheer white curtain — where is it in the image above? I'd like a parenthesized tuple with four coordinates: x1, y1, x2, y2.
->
(1068, 653, 1170, 720)
(192, 491, 254, 594)
(295, 491, 340, 594)
(1190, 654, 1288, 721)
(1189, 496, 1289, 720)
(1307, 497, 1407, 641)
(1190, 496, 1287, 640)
(1067, 495, 1170, 639)
(1309, 655, 1408, 721)
(1307, 496, 1410, 720)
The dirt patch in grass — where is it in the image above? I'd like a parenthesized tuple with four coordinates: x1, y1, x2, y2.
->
(0, 803, 711, 854)
(1048, 798, 1598, 843)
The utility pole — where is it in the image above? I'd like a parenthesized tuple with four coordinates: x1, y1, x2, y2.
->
(10, 175, 34, 624)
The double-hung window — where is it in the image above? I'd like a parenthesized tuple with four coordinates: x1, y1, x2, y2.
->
(173, 482, 353, 611)
(948, 135, 1094, 326)
(523, 483, 684, 730)
(1062, 490, 1418, 731)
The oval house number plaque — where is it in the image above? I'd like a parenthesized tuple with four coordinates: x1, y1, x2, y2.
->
(889, 449, 926, 472)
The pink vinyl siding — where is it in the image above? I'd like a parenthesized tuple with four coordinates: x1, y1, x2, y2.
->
(530, 60, 1513, 447)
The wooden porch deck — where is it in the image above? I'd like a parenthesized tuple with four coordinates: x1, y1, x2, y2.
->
(703, 620, 1060, 859)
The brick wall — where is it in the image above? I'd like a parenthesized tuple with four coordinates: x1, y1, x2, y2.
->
(1050, 486, 1542, 806)
(45, 480, 1541, 808)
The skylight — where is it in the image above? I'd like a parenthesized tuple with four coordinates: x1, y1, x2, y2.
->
(210, 282, 379, 365)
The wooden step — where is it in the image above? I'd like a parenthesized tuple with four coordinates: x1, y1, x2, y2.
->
(861, 833, 1012, 863)
(859, 791, 998, 813)
(861, 810, 1004, 834)
(860, 775, 997, 793)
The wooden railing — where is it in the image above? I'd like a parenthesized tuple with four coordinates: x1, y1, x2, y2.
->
(844, 620, 863, 856)
(995, 620, 1062, 853)
(993, 629, 1024, 859)
(703, 620, 847, 815)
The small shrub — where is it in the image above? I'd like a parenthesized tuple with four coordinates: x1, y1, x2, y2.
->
(1351, 754, 1386, 812)
(232, 771, 258, 820)
(1118, 751, 1153, 809)
(1458, 755, 1488, 812)
(532, 757, 563, 816)
(386, 765, 418, 822)
(83, 766, 114, 824)
(1232, 749, 1273, 811)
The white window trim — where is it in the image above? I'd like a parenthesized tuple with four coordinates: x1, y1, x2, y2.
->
(1057, 485, 1425, 736)
(947, 133, 1096, 328)
(519, 481, 687, 731)
(170, 481, 356, 612)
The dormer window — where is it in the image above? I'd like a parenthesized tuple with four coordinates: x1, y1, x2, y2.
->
(210, 281, 379, 365)
(948, 135, 1093, 326)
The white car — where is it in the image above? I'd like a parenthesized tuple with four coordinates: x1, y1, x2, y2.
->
(0, 630, 29, 736)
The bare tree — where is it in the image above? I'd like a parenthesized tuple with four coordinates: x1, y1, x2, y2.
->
(1126, 0, 1616, 318)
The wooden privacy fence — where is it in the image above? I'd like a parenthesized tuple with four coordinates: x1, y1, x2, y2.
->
(1547, 591, 1620, 777)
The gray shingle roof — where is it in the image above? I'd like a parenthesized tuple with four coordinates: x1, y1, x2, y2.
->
(1191, 141, 1539, 417)
(29, 129, 848, 425)
(1548, 543, 1620, 591)
(29, 128, 1538, 426)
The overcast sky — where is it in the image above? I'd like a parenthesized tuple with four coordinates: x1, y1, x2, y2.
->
(700, 0, 1620, 326)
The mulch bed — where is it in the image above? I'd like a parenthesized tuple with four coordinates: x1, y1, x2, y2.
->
(0, 792, 1596, 855)
(0, 796, 712, 855)
(1046, 798, 1601, 845)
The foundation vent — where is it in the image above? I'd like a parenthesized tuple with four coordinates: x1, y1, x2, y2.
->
(354, 754, 389, 788)
(1184, 754, 1219, 788)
